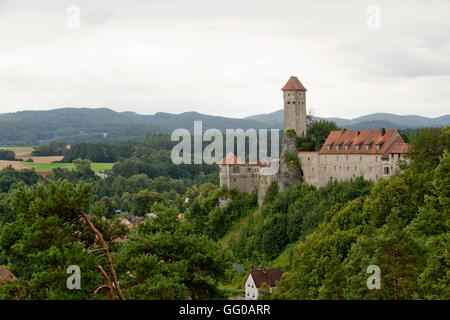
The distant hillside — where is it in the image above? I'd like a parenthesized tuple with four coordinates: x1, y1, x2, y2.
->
(0, 107, 448, 146)
(247, 110, 450, 130)
(0, 108, 275, 145)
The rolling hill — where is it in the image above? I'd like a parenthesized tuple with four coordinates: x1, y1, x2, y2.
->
(0, 107, 448, 146)
(246, 110, 450, 130)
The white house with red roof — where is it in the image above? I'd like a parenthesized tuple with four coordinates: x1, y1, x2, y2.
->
(245, 267, 282, 300)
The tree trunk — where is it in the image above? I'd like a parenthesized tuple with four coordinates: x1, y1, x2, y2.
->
(82, 213, 125, 300)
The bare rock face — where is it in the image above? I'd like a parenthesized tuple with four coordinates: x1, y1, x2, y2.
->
(257, 131, 303, 207)
(218, 196, 232, 208)
(278, 131, 303, 192)
(258, 173, 278, 207)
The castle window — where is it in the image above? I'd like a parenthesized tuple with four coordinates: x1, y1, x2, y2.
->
(347, 166, 349, 171)
(360, 156, 362, 161)
(346, 156, 349, 160)
(384, 167, 390, 175)
(292, 101, 296, 104)
(334, 166, 336, 172)
(324, 166, 326, 171)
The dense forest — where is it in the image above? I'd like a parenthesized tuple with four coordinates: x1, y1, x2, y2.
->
(0, 126, 448, 300)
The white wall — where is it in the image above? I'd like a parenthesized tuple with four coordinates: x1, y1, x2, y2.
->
(245, 274, 259, 300)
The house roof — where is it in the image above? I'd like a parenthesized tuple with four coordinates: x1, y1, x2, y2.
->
(36, 171, 53, 179)
(218, 152, 263, 166)
(218, 152, 245, 165)
(281, 76, 307, 91)
(249, 267, 282, 288)
(388, 136, 409, 154)
(0, 266, 16, 282)
(319, 129, 406, 155)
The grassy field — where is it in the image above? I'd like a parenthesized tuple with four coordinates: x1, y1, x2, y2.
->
(22, 162, 114, 173)
(220, 209, 257, 249)
(0, 146, 34, 157)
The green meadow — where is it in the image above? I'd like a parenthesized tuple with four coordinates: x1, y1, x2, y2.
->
(22, 162, 114, 173)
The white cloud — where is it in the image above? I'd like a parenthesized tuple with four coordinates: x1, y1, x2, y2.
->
(0, 0, 449, 118)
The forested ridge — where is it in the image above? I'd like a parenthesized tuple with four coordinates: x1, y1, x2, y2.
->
(0, 127, 448, 300)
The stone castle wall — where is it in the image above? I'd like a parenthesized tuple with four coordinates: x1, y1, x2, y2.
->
(299, 152, 408, 188)
(219, 164, 260, 194)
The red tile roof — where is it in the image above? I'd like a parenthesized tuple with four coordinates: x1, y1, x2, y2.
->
(218, 152, 264, 166)
(319, 129, 405, 155)
(218, 152, 245, 165)
(249, 267, 282, 288)
(388, 136, 409, 154)
(0, 266, 16, 282)
(37, 171, 53, 179)
(281, 76, 307, 91)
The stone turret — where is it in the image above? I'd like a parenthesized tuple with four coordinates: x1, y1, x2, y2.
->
(282, 76, 307, 137)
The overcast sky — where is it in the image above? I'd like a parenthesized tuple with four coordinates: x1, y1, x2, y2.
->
(0, 0, 449, 119)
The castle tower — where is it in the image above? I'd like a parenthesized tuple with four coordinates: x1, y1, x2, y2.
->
(282, 76, 307, 137)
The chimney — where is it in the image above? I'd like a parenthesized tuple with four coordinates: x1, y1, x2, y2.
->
(381, 128, 385, 136)
(343, 128, 347, 132)
(357, 131, 360, 136)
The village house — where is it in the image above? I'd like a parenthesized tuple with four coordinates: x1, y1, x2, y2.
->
(245, 267, 282, 300)
(0, 266, 16, 282)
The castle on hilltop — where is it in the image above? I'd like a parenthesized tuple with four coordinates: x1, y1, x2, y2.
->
(218, 76, 409, 203)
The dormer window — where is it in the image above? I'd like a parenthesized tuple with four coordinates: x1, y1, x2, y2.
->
(335, 145, 339, 150)
(365, 142, 374, 150)
(327, 144, 333, 150)
(344, 145, 349, 151)
(376, 142, 383, 150)
(355, 145, 360, 151)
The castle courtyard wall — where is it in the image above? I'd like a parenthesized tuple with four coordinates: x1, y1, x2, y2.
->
(299, 152, 406, 188)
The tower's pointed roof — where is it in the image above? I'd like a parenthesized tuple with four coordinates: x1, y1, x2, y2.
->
(281, 76, 307, 91)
